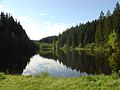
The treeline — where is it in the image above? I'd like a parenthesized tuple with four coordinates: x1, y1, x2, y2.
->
(39, 2, 120, 51)
(39, 36, 58, 43)
(57, 2, 120, 50)
(0, 12, 38, 53)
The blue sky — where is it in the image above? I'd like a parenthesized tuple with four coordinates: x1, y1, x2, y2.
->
(0, 0, 119, 40)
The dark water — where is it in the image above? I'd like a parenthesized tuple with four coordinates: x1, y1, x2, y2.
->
(0, 53, 33, 74)
(1, 50, 120, 77)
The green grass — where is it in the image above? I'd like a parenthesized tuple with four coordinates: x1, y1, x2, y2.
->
(0, 73, 120, 90)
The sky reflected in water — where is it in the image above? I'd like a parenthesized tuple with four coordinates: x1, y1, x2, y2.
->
(23, 54, 87, 77)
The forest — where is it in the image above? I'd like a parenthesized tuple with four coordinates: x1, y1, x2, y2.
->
(39, 2, 120, 52)
(0, 12, 38, 53)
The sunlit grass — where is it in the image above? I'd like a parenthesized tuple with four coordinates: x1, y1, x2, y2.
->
(0, 73, 120, 90)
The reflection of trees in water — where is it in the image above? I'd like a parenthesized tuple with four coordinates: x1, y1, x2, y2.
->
(0, 53, 35, 74)
(38, 49, 58, 60)
(39, 50, 120, 75)
(58, 51, 111, 75)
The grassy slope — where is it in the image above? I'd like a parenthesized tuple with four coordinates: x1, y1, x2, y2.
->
(0, 73, 120, 90)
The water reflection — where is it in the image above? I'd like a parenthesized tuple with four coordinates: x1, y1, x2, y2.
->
(23, 54, 87, 77)
(1, 49, 120, 77)
(0, 53, 34, 74)
(57, 51, 111, 75)
(36, 50, 120, 75)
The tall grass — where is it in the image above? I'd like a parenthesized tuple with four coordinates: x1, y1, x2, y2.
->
(0, 73, 120, 90)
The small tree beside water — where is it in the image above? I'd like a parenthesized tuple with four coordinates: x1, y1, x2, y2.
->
(108, 31, 119, 51)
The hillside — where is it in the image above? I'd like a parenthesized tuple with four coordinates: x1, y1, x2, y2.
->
(39, 36, 58, 43)
(0, 12, 38, 53)
(39, 2, 120, 51)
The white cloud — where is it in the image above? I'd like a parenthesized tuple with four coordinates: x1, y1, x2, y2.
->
(22, 54, 84, 77)
(17, 16, 74, 40)
(0, 5, 74, 40)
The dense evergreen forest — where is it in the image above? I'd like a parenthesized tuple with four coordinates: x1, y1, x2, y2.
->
(39, 36, 58, 43)
(39, 2, 120, 51)
(0, 12, 37, 53)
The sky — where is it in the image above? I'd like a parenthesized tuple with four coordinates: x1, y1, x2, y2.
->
(0, 0, 119, 40)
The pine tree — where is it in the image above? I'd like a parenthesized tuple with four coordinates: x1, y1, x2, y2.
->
(99, 11, 104, 20)
(95, 11, 105, 43)
(106, 10, 111, 17)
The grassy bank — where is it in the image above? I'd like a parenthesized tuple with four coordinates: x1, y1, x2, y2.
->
(74, 43, 111, 52)
(0, 73, 120, 90)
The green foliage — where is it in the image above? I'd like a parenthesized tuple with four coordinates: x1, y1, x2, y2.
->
(39, 36, 58, 43)
(99, 10, 105, 20)
(108, 52, 118, 71)
(1, 73, 120, 90)
(0, 12, 38, 52)
(108, 31, 119, 50)
(95, 23, 104, 43)
(36, 42, 53, 49)
(0, 73, 6, 80)
(37, 3, 120, 53)
(39, 2, 119, 52)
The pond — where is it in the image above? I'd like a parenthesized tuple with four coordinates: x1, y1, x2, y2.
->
(1, 50, 120, 77)
(22, 54, 87, 77)
(22, 50, 120, 77)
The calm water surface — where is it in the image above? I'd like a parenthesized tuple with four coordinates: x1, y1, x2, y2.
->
(1, 50, 120, 77)
(22, 54, 87, 77)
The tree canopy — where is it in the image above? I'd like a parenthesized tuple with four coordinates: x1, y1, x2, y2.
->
(0, 12, 38, 53)
(40, 2, 120, 51)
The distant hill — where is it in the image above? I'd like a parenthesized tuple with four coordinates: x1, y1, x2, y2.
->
(39, 36, 58, 43)
(0, 12, 38, 53)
